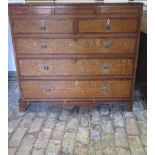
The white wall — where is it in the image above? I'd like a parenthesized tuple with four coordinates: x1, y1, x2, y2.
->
(8, 23, 16, 71)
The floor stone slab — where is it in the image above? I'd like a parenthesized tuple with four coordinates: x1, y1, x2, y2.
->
(9, 128, 27, 147)
(44, 117, 56, 129)
(20, 113, 35, 128)
(140, 134, 147, 146)
(66, 117, 79, 131)
(8, 118, 22, 134)
(137, 120, 147, 136)
(61, 132, 76, 154)
(46, 139, 61, 155)
(101, 133, 116, 155)
(91, 109, 101, 123)
(89, 141, 102, 155)
(112, 112, 124, 127)
(101, 118, 113, 134)
(89, 127, 100, 141)
(74, 147, 88, 155)
(52, 122, 65, 140)
(32, 149, 44, 155)
(114, 127, 128, 147)
(128, 136, 145, 155)
(16, 134, 35, 155)
(124, 111, 135, 118)
(8, 148, 17, 155)
(79, 115, 90, 128)
(116, 148, 131, 155)
(126, 118, 139, 135)
(29, 118, 44, 133)
(76, 127, 89, 147)
(34, 128, 52, 149)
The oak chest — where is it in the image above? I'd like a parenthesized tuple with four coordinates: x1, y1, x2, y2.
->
(9, 2, 143, 111)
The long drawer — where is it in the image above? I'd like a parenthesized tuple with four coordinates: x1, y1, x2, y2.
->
(18, 58, 134, 76)
(21, 80, 132, 99)
(12, 19, 73, 34)
(15, 38, 137, 54)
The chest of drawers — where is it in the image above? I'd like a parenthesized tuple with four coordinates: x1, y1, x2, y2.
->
(9, 2, 143, 111)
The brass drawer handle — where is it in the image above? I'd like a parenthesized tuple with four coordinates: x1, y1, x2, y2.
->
(40, 19, 46, 31)
(43, 65, 49, 71)
(101, 86, 109, 94)
(105, 18, 111, 31)
(104, 42, 110, 49)
(41, 43, 48, 49)
(45, 88, 51, 93)
(103, 64, 109, 72)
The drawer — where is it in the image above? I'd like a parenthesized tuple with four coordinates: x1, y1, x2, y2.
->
(12, 19, 73, 34)
(9, 6, 52, 16)
(55, 7, 96, 16)
(21, 80, 132, 99)
(19, 58, 134, 76)
(15, 38, 136, 54)
(79, 18, 138, 33)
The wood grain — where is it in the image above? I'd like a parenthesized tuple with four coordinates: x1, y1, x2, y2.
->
(9, 7, 52, 16)
(21, 80, 132, 99)
(12, 19, 73, 34)
(79, 19, 138, 33)
(19, 58, 134, 76)
(15, 38, 137, 54)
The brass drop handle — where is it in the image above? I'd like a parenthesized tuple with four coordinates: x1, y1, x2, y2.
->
(101, 86, 109, 94)
(103, 64, 109, 72)
(105, 18, 111, 31)
(40, 20, 46, 31)
(43, 65, 49, 71)
(41, 43, 48, 49)
(104, 42, 110, 49)
(45, 87, 51, 93)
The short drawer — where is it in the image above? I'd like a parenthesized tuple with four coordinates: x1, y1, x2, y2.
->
(15, 38, 137, 54)
(19, 58, 134, 76)
(79, 18, 138, 33)
(12, 19, 73, 34)
(55, 7, 96, 16)
(21, 80, 132, 99)
(9, 6, 52, 16)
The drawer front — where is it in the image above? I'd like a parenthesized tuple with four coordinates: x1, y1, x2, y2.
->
(79, 19, 138, 33)
(15, 38, 136, 54)
(55, 7, 96, 16)
(9, 7, 52, 16)
(21, 80, 132, 99)
(19, 59, 133, 76)
(12, 19, 73, 34)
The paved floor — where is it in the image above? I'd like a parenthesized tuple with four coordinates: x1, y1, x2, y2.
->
(8, 80, 147, 155)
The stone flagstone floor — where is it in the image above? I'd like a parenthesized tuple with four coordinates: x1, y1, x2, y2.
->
(8, 80, 147, 155)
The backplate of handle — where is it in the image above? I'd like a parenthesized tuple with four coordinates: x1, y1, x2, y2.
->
(40, 20, 46, 31)
(103, 64, 109, 72)
(104, 42, 110, 49)
(105, 18, 111, 31)
(101, 86, 109, 94)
